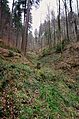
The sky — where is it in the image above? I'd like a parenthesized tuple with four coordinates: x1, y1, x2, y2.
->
(8, 0, 57, 33)
(8, 0, 77, 33)
(32, 0, 57, 31)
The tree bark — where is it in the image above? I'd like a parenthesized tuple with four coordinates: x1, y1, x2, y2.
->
(76, 0, 79, 17)
(53, 19, 56, 47)
(64, 0, 69, 41)
(74, 19, 78, 41)
(24, 0, 30, 55)
(69, 0, 72, 12)
(0, 0, 3, 39)
(0, 0, 1, 38)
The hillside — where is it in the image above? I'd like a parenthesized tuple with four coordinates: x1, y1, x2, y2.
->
(0, 42, 79, 119)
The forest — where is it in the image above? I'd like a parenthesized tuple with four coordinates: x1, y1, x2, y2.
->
(0, 0, 79, 119)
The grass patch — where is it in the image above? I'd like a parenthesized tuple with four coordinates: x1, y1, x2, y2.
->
(0, 49, 79, 119)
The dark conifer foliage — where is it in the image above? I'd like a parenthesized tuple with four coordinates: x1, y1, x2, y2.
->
(0, 0, 79, 53)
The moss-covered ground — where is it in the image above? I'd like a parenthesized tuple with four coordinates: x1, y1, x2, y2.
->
(0, 46, 79, 119)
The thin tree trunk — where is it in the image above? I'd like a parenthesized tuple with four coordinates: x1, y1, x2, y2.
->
(7, 0, 15, 47)
(58, 0, 61, 35)
(74, 19, 78, 41)
(47, 5, 52, 48)
(0, 0, 2, 38)
(8, 21, 11, 46)
(12, 0, 15, 14)
(0, 0, 3, 39)
(58, 0, 63, 52)
(69, 0, 72, 12)
(24, 0, 30, 55)
(16, 29, 19, 48)
(64, 0, 69, 41)
(76, 0, 79, 17)
(53, 19, 56, 47)
(21, 27, 25, 51)
(21, 0, 27, 53)
(48, 20, 52, 48)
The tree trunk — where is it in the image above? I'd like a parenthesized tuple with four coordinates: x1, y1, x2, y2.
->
(8, 21, 11, 46)
(16, 29, 19, 48)
(12, 0, 15, 14)
(58, 0, 61, 34)
(74, 19, 78, 41)
(76, 0, 79, 17)
(0, 0, 1, 38)
(47, 6, 52, 48)
(0, 0, 3, 39)
(21, 27, 25, 51)
(64, 0, 69, 41)
(58, 0, 62, 52)
(24, 0, 30, 55)
(53, 19, 56, 47)
(21, 0, 28, 54)
(69, 0, 72, 12)
(48, 20, 52, 48)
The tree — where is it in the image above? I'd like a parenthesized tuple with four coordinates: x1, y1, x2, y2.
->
(58, 0, 61, 39)
(12, 0, 15, 14)
(39, 23, 43, 51)
(69, 0, 72, 12)
(21, 0, 40, 55)
(13, 0, 22, 47)
(64, 0, 69, 41)
(0, 0, 2, 38)
(57, 0, 64, 52)
(51, 10, 56, 47)
(0, 0, 10, 40)
(76, 0, 79, 17)
(34, 28, 38, 43)
(47, 5, 52, 48)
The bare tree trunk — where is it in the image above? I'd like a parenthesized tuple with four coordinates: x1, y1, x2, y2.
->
(0, 0, 3, 39)
(21, 27, 25, 51)
(53, 19, 56, 47)
(0, 0, 1, 38)
(74, 19, 78, 41)
(47, 5, 52, 48)
(24, 0, 30, 55)
(58, 0, 63, 52)
(48, 20, 52, 48)
(58, 0, 61, 35)
(69, 0, 72, 12)
(21, 0, 27, 54)
(12, 0, 15, 14)
(40, 37, 42, 51)
(16, 29, 19, 48)
(76, 0, 79, 17)
(8, 21, 11, 46)
(7, 0, 15, 47)
(64, 0, 69, 41)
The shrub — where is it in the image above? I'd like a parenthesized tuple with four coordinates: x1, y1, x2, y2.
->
(42, 48, 51, 57)
(8, 50, 14, 57)
(55, 41, 65, 53)
(76, 75, 79, 80)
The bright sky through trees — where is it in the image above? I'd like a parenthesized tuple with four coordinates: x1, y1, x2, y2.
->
(8, 0, 77, 33)
(8, 0, 57, 32)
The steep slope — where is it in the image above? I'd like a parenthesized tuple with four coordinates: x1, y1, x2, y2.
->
(0, 43, 79, 119)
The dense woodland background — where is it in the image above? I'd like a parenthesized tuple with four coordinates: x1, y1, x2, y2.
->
(0, 0, 79, 119)
(0, 0, 79, 54)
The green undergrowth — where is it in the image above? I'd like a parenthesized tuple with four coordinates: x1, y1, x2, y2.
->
(40, 41, 66, 58)
(27, 52, 38, 65)
(0, 50, 79, 119)
(0, 42, 21, 53)
(39, 53, 62, 67)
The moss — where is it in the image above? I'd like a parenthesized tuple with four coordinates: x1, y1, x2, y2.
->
(0, 48, 79, 119)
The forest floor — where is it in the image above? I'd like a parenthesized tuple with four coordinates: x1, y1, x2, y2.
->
(0, 41, 79, 119)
